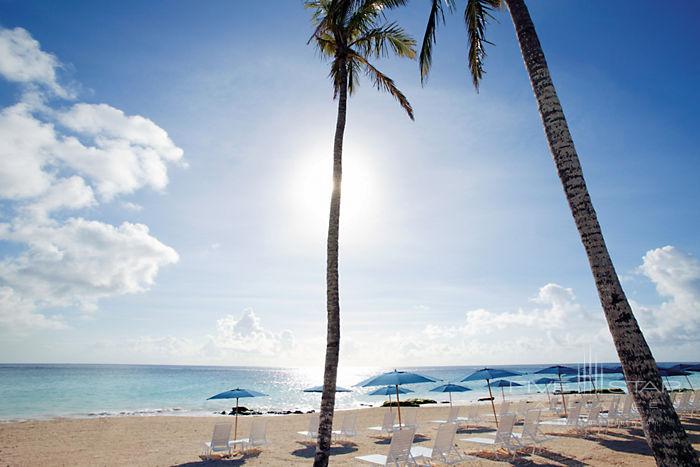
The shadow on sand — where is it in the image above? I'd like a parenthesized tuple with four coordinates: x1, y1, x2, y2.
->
(176, 450, 262, 466)
(291, 440, 358, 458)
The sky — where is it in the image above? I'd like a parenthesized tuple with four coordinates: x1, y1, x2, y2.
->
(0, 0, 698, 369)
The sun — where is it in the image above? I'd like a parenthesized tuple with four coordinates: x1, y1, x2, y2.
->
(287, 142, 378, 245)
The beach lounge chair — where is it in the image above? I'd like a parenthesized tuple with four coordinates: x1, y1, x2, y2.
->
(431, 405, 461, 424)
(690, 390, 700, 414)
(332, 412, 358, 441)
(230, 418, 269, 452)
(202, 423, 232, 458)
(368, 410, 396, 437)
(297, 413, 319, 440)
(455, 404, 481, 428)
(498, 401, 511, 419)
(355, 427, 418, 466)
(619, 394, 638, 427)
(675, 391, 692, 414)
(540, 403, 582, 431)
(581, 404, 602, 436)
(513, 409, 551, 453)
(461, 413, 522, 457)
(411, 423, 472, 465)
(396, 408, 418, 430)
(600, 395, 620, 428)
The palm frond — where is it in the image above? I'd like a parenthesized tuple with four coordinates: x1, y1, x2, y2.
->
(347, 0, 410, 36)
(351, 22, 416, 59)
(464, 0, 501, 90)
(350, 52, 414, 120)
(419, 0, 455, 84)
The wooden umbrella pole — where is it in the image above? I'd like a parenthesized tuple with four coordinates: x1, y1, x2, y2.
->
(501, 386, 505, 401)
(449, 392, 452, 407)
(388, 393, 392, 415)
(686, 376, 694, 391)
(591, 377, 599, 399)
(545, 384, 551, 403)
(558, 374, 567, 417)
(233, 397, 239, 451)
(487, 379, 498, 428)
(395, 384, 403, 428)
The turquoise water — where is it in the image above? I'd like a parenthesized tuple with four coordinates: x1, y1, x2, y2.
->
(1, 363, 697, 420)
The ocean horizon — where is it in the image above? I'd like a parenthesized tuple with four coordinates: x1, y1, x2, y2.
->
(2, 362, 696, 421)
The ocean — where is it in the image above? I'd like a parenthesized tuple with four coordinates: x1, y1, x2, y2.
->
(0, 363, 696, 421)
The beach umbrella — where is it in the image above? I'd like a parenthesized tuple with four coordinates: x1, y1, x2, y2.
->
(357, 370, 437, 428)
(532, 377, 558, 402)
(534, 365, 577, 416)
(367, 385, 414, 415)
(461, 368, 520, 427)
(429, 383, 472, 407)
(665, 365, 697, 390)
(658, 367, 692, 391)
(208, 388, 268, 445)
(488, 379, 523, 401)
(302, 385, 352, 393)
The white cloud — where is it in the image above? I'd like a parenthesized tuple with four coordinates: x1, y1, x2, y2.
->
(0, 286, 66, 332)
(0, 27, 183, 333)
(0, 27, 69, 97)
(635, 246, 700, 344)
(207, 309, 296, 357)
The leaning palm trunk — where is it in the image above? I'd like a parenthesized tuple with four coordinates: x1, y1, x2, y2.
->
(503, 0, 697, 464)
(314, 60, 347, 467)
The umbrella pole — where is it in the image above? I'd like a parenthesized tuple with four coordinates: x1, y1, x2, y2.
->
(591, 377, 599, 399)
(545, 384, 551, 403)
(233, 397, 239, 452)
(558, 373, 567, 417)
(395, 384, 403, 429)
(388, 393, 392, 415)
(486, 379, 498, 428)
(501, 386, 505, 401)
(449, 391, 453, 407)
(686, 375, 694, 391)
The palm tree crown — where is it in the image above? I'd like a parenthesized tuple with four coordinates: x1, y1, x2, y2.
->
(307, 0, 416, 119)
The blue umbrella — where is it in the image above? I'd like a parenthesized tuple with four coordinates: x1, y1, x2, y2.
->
(357, 370, 437, 427)
(208, 388, 268, 443)
(367, 385, 414, 415)
(658, 367, 693, 390)
(532, 377, 558, 402)
(488, 379, 523, 401)
(302, 385, 352, 393)
(461, 368, 521, 427)
(430, 383, 471, 407)
(534, 365, 578, 416)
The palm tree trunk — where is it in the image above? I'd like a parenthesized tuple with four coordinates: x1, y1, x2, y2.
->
(313, 59, 347, 467)
(503, 0, 698, 464)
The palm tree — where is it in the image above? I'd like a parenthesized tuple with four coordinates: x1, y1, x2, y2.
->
(305, 1, 415, 465)
(419, 1, 698, 465)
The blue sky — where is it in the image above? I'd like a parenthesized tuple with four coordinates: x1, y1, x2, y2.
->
(0, 0, 698, 367)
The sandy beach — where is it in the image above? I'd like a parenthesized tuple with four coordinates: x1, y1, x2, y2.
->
(2, 397, 698, 466)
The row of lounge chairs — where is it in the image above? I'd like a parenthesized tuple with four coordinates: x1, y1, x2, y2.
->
(203, 392, 697, 463)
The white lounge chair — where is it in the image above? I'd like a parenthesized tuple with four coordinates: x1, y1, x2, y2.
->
(461, 412, 522, 457)
(455, 404, 482, 429)
(297, 413, 319, 440)
(230, 418, 269, 452)
(368, 410, 396, 437)
(431, 405, 461, 424)
(599, 395, 621, 429)
(581, 404, 602, 436)
(540, 403, 583, 431)
(355, 427, 418, 466)
(498, 401, 511, 418)
(513, 409, 551, 453)
(332, 412, 358, 441)
(675, 391, 693, 415)
(202, 423, 232, 458)
(411, 423, 472, 465)
(396, 408, 418, 430)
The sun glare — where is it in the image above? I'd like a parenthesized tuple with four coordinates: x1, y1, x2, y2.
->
(288, 143, 378, 245)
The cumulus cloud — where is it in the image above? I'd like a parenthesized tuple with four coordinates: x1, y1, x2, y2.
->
(635, 246, 700, 344)
(0, 27, 183, 332)
(207, 309, 296, 357)
(0, 27, 69, 97)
